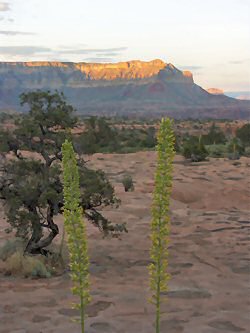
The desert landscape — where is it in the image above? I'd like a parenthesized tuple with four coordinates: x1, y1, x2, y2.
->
(0, 152, 249, 333)
(0, 1, 249, 332)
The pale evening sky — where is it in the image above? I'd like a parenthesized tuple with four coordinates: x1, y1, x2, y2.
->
(0, 0, 249, 92)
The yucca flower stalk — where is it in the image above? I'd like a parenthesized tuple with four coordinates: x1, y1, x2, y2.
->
(148, 118, 175, 333)
(62, 140, 91, 333)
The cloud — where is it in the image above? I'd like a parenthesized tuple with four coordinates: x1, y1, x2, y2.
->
(63, 47, 127, 55)
(0, 45, 127, 61)
(0, 2, 10, 11)
(179, 65, 204, 71)
(0, 31, 35, 36)
(0, 46, 51, 55)
(83, 57, 116, 63)
(98, 52, 121, 57)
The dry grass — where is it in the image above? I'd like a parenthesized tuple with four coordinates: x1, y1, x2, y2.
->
(4, 252, 51, 278)
(0, 238, 67, 278)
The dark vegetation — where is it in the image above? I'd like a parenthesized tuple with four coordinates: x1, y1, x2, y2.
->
(121, 174, 134, 192)
(75, 116, 157, 154)
(179, 122, 249, 161)
(0, 91, 126, 257)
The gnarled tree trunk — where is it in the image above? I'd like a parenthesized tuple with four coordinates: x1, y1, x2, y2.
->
(25, 203, 59, 255)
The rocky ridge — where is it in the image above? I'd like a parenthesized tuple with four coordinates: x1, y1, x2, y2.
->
(0, 59, 249, 119)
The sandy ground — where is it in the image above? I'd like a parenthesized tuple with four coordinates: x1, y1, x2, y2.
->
(0, 152, 249, 333)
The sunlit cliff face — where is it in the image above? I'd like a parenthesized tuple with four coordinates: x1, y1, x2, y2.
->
(0, 59, 192, 82)
(207, 88, 224, 95)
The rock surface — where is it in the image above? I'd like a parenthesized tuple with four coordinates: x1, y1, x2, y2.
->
(0, 153, 249, 332)
(207, 88, 224, 95)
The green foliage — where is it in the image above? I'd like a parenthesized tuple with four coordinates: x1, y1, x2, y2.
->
(0, 91, 123, 255)
(116, 127, 156, 152)
(75, 118, 157, 154)
(121, 174, 134, 192)
(227, 137, 244, 160)
(62, 140, 90, 333)
(141, 126, 157, 148)
(206, 144, 227, 158)
(182, 136, 208, 162)
(0, 129, 13, 152)
(1, 158, 62, 241)
(236, 123, 250, 146)
(75, 117, 118, 154)
(148, 118, 175, 333)
(201, 123, 226, 145)
(244, 146, 250, 157)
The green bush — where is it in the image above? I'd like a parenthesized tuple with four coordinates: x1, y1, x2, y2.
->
(182, 136, 208, 162)
(0, 129, 13, 152)
(202, 123, 226, 145)
(236, 123, 250, 146)
(121, 174, 134, 192)
(243, 146, 250, 157)
(206, 144, 227, 158)
(227, 138, 244, 160)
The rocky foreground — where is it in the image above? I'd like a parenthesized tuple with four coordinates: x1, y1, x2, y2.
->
(0, 153, 249, 333)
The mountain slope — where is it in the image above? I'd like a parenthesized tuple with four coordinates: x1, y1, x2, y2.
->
(0, 59, 249, 119)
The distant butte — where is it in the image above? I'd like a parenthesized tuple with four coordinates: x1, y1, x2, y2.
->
(0, 59, 192, 81)
(0, 59, 249, 119)
(207, 88, 224, 95)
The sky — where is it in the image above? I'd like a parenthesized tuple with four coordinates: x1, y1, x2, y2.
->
(0, 0, 250, 93)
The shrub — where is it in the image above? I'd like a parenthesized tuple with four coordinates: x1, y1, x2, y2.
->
(182, 136, 208, 162)
(0, 237, 68, 277)
(202, 123, 226, 145)
(0, 238, 24, 261)
(206, 144, 227, 158)
(4, 252, 51, 278)
(227, 138, 244, 160)
(236, 123, 250, 146)
(121, 174, 134, 192)
(244, 146, 250, 157)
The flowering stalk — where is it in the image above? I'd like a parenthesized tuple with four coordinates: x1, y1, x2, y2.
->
(148, 118, 175, 333)
(62, 140, 91, 333)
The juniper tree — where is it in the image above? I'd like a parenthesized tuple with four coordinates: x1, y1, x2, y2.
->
(62, 140, 90, 333)
(0, 91, 125, 255)
(148, 118, 175, 333)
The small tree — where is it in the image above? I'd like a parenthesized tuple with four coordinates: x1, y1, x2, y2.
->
(236, 123, 250, 147)
(121, 174, 134, 192)
(202, 123, 226, 145)
(0, 91, 125, 255)
(148, 118, 175, 333)
(227, 137, 244, 160)
(182, 135, 208, 162)
(62, 140, 90, 333)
